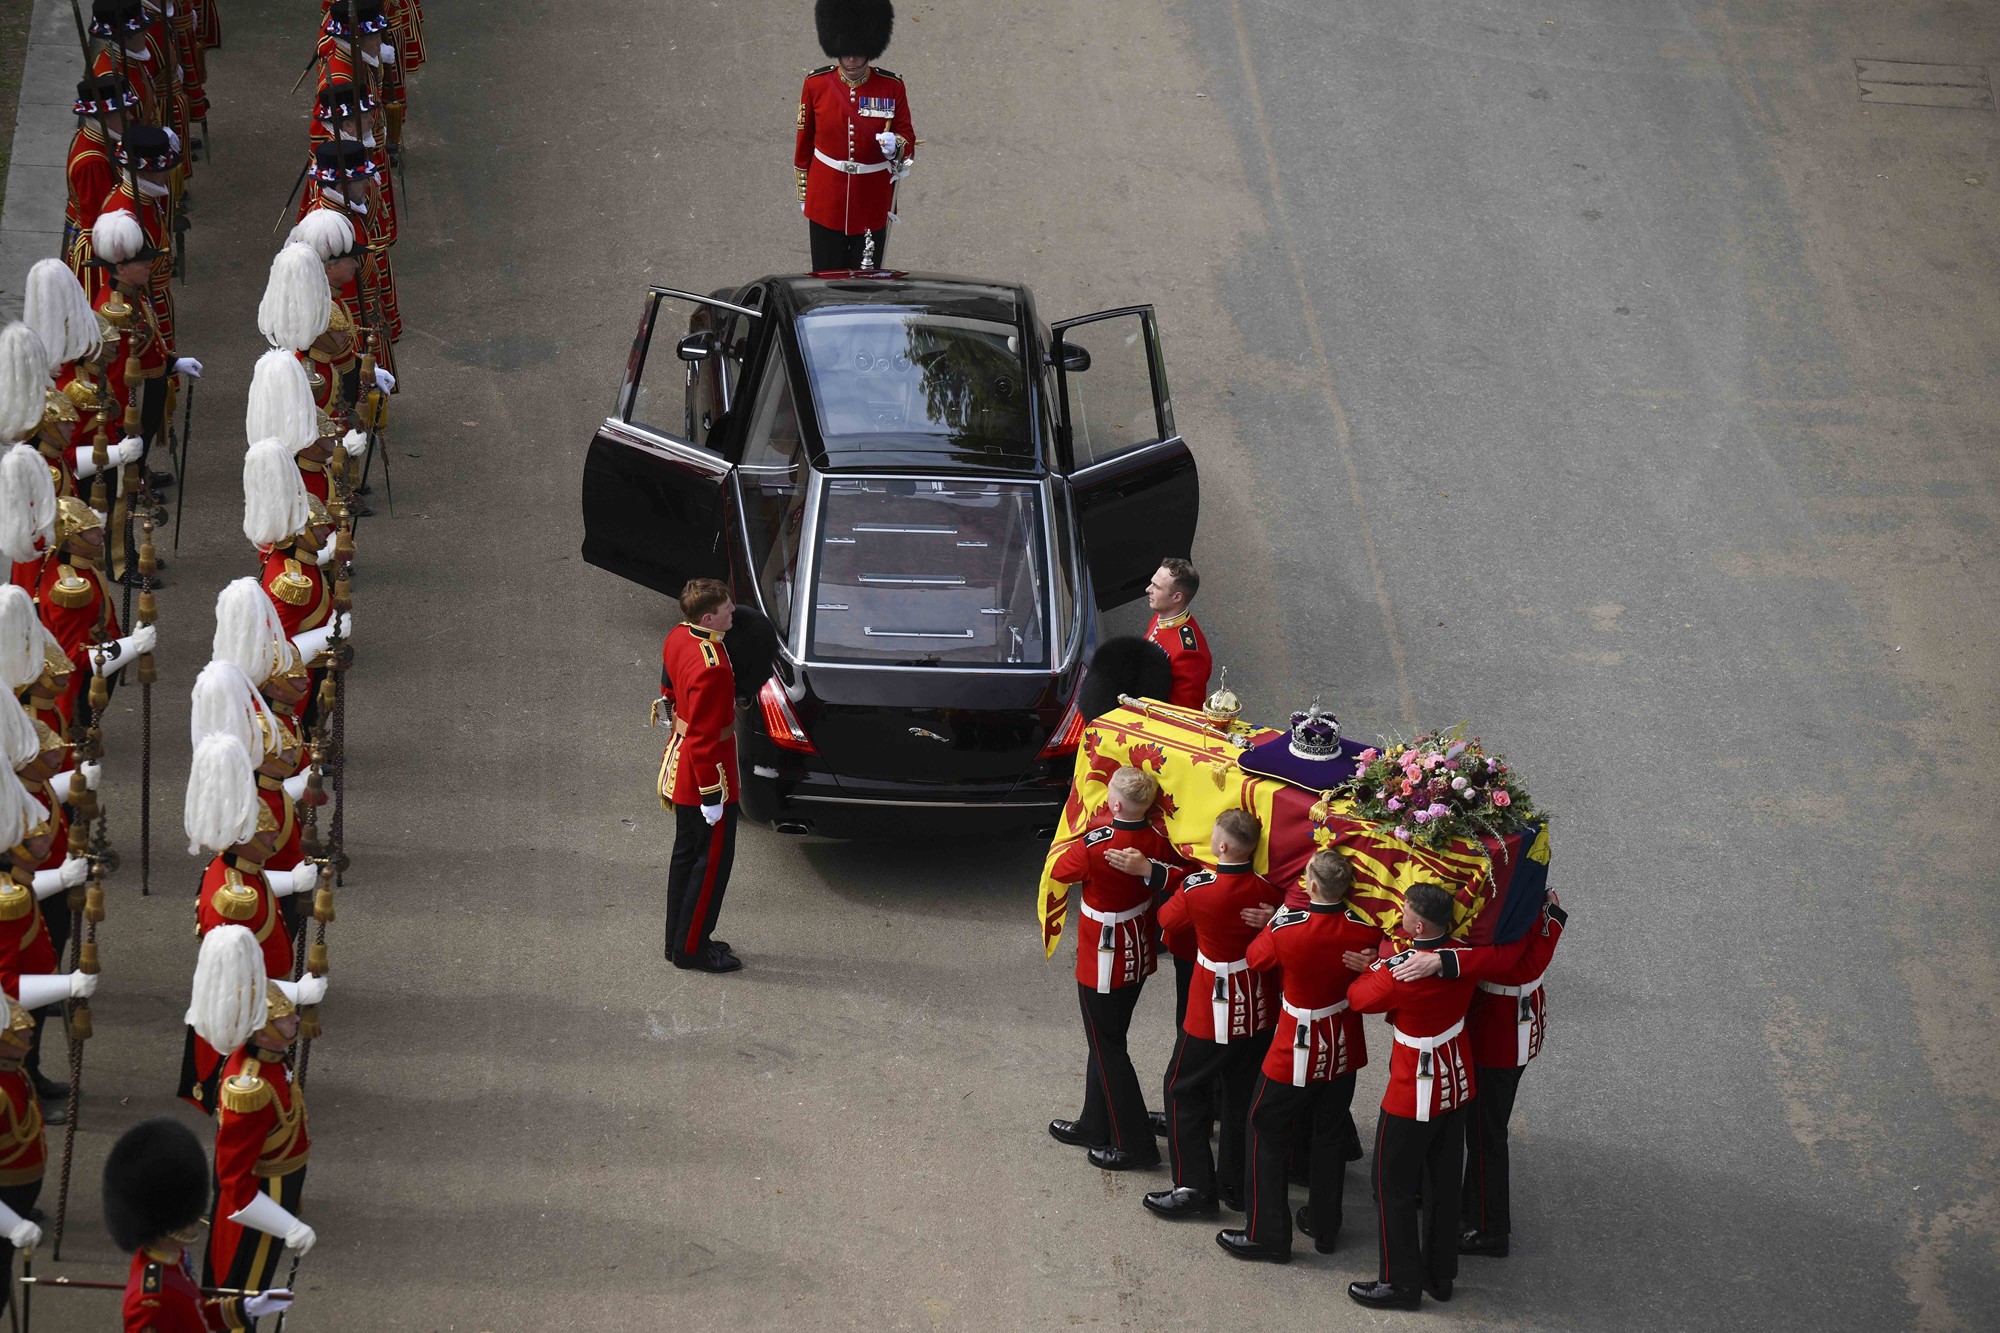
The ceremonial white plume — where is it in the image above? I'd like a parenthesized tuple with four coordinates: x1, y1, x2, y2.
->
(190, 659, 280, 759)
(90, 209, 148, 266)
(186, 924, 268, 1055)
(0, 588, 39, 692)
(22, 260, 101, 369)
(0, 770, 46, 850)
(0, 444, 56, 565)
(287, 208, 355, 262)
(211, 577, 287, 686)
(244, 350, 316, 455)
(184, 733, 259, 855)
(242, 438, 312, 548)
(258, 244, 332, 353)
(0, 325, 51, 445)
(0, 698, 39, 773)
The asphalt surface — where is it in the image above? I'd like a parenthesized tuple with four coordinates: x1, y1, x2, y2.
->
(26, 0, 1999, 1329)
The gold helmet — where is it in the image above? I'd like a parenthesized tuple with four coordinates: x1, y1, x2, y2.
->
(254, 799, 280, 834)
(0, 997, 31, 1038)
(52, 496, 101, 549)
(41, 387, 79, 427)
(263, 980, 297, 1022)
(60, 376, 101, 414)
(32, 719, 70, 756)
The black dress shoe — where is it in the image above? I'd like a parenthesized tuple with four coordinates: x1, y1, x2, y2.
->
(1217, 1181, 1243, 1212)
(1347, 1281, 1421, 1311)
(1048, 1119, 1099, 1148)
(31, 1075, 68, 1101)
(145, 470, 175, 491)
(1295, 1206, 1337, 1253)
(1344, 1134, 1364, 1162)
(1426, 1277, 1452, 1302)
(1087, 1145, 1160, 1172)
(1142, 1187, 1218, 1219)
(1216, 1229, 1290, 1264)
(1459, 1229, 1509, 1257)
(1149, 1110, 1168, 1138)
(672, 946, 742, 974)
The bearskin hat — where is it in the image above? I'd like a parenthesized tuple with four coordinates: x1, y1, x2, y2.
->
(1078, 636, 1173, 723)
(722, 607, 781, 705)
(816, 0, 893, 61)
(102, 1117, 211, 1252)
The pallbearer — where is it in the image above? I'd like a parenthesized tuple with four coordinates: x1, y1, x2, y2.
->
(657, 579, 741, 973)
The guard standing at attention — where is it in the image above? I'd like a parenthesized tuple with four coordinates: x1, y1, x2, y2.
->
(795, 0, 914, 272)
(1142, 558, 1212, 710)
(657, 578, 742, 974)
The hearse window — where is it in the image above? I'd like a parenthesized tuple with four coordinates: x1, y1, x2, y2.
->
(739, 369, 808, 637)
(796, 310, 1033, 459)
(629, 295, 753, 449)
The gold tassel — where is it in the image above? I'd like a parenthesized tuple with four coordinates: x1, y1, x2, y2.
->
(298, 1005, 321, 1040)
(83, 880, 104, 925)
(312, 884, 334, 924)
(306, 941, 328, 976)
(69, 1003, 92, 1043)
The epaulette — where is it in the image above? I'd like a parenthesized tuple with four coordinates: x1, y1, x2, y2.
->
(0, 883, 31, 922)
(1269, 906, 1310, 930)
(873, 67, 899, 80)
(698, 639, 720, 668)
(210, 870, 261, 922)
(47, 565, 93, 610)
(269, 559, 313, 607)
(142, 1261, 162, 1292)
(219, 1059, 273, 1114)
(1345, 906, 1370, 925)
(808, 63, 836, 76)
(1183, 869, 1217, 890)
(1083, 826, 1114, 847)
(1372, 949, 1412, 971)
(328, 301, 353, 333)
(1179, 625, 1198, 651)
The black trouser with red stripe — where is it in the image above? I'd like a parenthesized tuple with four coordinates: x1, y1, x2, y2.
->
(809, 221, 886, 271)
(1460, 1063, 1524, 1236)
(1074, 981, 1153, 1156)
(1370, 1105, 1465, 1292)
(1245, 1070, 1355, 1252)
(1164, 1027, 1271, 1197)
(205, 1167, 306, 1331)
(666, 802, 737, 962)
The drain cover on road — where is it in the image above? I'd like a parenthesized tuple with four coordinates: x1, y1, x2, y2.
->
(1855, 60, 1993, 110)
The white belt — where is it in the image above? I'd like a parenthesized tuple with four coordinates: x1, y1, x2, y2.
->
(1081, 902, 1149, 993)
(1479, 974, 1545, 1064)
(1393, 1018, 1466, 1122)
(814, 149, 890, 175)
(1197, 952, 1250, 1045)
(1282, 998, 1349, 1087)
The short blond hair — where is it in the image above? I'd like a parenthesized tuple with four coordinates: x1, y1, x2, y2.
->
(1107, 766, 1158, 808)
(1306, 849, 1354, 900)
(1213, 809, 1261, 853)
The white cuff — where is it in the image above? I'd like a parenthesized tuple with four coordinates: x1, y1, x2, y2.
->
(282, 772, 310, 801)
(264, 867, 312, 898)
(291, 626, 335, 661)
(14, 974, 68, 1009)
(229, 1191, 306, 1243)
(315, 532, 338, 568)
(30, 869, 65, 900)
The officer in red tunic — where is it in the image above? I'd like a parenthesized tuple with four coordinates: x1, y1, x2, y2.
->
(37, 497, 154, 723)
(1044, 766, 1188, 1170)
(1344, 881, 1479, 1310)
(657, 578, 741, 973)
(795, 0, 915, 272)
(0, 1000, 45, 1316)
(1218, 849, 1382, 1262)
(1141, 557, 1212, 710)
(1391, 890, 1569, 1259)
(1138, 810, 1283, 1217)
(64, 75, 137, 258)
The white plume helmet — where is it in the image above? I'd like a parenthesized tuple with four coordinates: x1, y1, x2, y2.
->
(183, 733, 259, 855)
(91, 209, 148, 266)
(0, 770, 47, 849)
(0, 587, 39, 691)
(0, 697, 39, 773)
(287, 208, 355, 263)
(0, 443, 56, 565)
(189, 659, 279, 760)
(22, 259, 101, 369)
(211, 577, 287, 686)
(186, 924, 268, 1055)
(242, 438, 311, 548)
(257, 244, 332, 353)
(0, 324, 51, 444)
(244, 350, 316, 455)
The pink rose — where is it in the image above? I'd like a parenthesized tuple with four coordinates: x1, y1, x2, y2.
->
(1412, 811, 1430, 824)
(1427, 802, 1450, 818)
(1422, 753, 1443, 770)
(1386, 798, 1403, 812)
(1359, 748, 1379, 764)
(1394, 825, 1411, 841)
(1492, 790, 1512, 808)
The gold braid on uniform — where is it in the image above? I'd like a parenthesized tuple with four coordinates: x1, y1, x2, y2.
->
(218, 1056, 273, 1114)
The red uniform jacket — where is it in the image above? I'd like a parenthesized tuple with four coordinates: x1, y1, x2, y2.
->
(0, 872, 57, 1002)
(94, 179, 176, 351)
(0, 1066, 45, 1186)
(658, 623, 737, 806)
(295, 193, 400, 351)
(1048, 814, 1182, 992)
(92, 280, 170, 425)
(1347, 937, 1479, 1121)
(1143, 611, 1212, 710)
(37, 558, 121, 724)
(206, 1047, 308, 1323)
(262, 549, 331, 642)
(794, 65, 913, 238)
(1436, 900, 1567, 1069)
(1245, 901, 1381, 1084)
(64, 124, 117, 239)
(91, 33, 171, 129)
(125, 1244, 224, 1333)
(1157, 862, 1284, 1042)
(197, 855, 292, 984)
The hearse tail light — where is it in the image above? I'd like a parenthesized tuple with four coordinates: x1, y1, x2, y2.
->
(759, 676, 816, 753)
(1040, 699, 1087, 760)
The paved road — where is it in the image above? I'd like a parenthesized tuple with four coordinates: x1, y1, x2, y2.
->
(46, 0, 2000, 1328)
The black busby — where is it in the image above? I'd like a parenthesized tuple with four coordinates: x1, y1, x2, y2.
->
(816, 0, 894, 61)
(88, 0, 146, 37)
(73, 74, 139, 118)
(316, 80, 379, 122)
(723, 607, 782, 706)
(324, 0, 390, 37)
(113, 124, 176, 174)
(1078, 636, 1173, 723)
(102, 1118, 211, 1253)
(312, 139, 379, 183)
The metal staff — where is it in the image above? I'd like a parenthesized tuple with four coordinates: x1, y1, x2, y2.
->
(170, 375, 193, 549)
(270, 1253, 304, 1333)
(21, 1273, 267, 1295)
(109, 249, 155, 894)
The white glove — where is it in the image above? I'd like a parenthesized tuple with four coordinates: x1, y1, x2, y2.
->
(31, 856, 89, 900)
(340, 428, 368, 457)
(0, 1200, 40, 1251)
(701, 803, 724, 826)
(275, 974, 328, 1006)
(265, 863, 317, 898)
(98, 623, 159, 676)
(229, 1193, 316, 1254)
(72, 436, 144, 479)
(373, 366, 395, 393)
(172, 357, 203, 379)
(243, 1291, 294, 1319)
(876, 130, 900, 158)
(316, 530, 338, 567)
(282, 771, 311, 801)
(14, 971, 94, 1009)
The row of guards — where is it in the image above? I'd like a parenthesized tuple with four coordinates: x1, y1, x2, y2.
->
(0, 0, 425, 1325)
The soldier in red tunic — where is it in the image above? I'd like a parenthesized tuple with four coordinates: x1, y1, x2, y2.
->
(297, 141, 399, 362)
(796, 0, 915, 271)
(37, 497, 154, 722)
(1141, 558, 1212, 710)
(1045, 766, 1187, 1170)
(1139, 810, 1284, 1218)
(0, 1000, 45, 1316)
(1345, 881, 1480, 1310)
(657, 578, 742, 973)
(64, 75, 138, 259)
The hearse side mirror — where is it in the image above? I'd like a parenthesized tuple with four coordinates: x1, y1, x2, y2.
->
(1049, 343, 1091, 373)
(677, 331, 715, 363)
